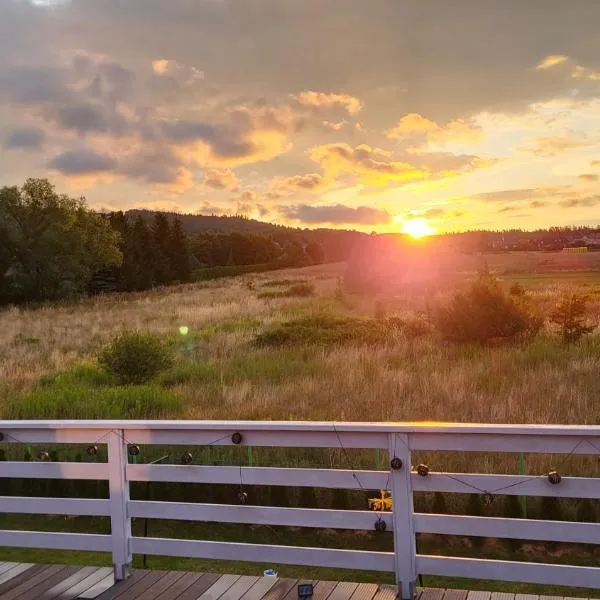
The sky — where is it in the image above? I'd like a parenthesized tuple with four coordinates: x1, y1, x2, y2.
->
(1, 0, 600, 233)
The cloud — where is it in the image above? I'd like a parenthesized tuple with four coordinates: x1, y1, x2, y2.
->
(474, 188, 540, 203)
(387, 113, 483, 146)
(4, 127, 46, 150)
(293, 91, 362, 115)
(559, 196, 600, 208)
(521, 135, 591, 157)
(536, 55, 568, 70)
(282, 203, 391, 225)
(279, 173, 327, 191)
(308, 143, 428, 186)
(423, 208, 445, 218)
(118, 147, 193, 191)
(202, 169, 239, 191)
(152, 59, 170, 75)
(578, 173, 598, 182)
(591, 160, 600, 167)
(530, 200, 546, 208)
(47, 148, 117, 174)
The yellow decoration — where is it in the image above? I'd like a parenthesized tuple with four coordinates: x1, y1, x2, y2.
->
(368, 490, 392, 512)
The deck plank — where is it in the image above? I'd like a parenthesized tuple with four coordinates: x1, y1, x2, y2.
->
(0, 564, 61, 598)
(514, 595, 539, 600)
(371, 585, 396, 600)
(174, 573, 223, 600)
(41, 565, 100, 599)
(259, 579, 298, 600)
(219, 576, 261, 600)
(0, 562, 37, 588)
(134, 570, 186, 599)
(78, 570, 117, 599)
(106, 570, 168, 600)
(0, 562, 20, 576)
(58, 566, 114, 599)
(3, 564, 77, 600)
(350, 583, 379, 600)
(443, 591, 468, 600)
(95, 569, 153, 600)
(328, 582, 360, 600)
(149, 571, 203, 600)
(239, 576, 279, 600)
(311, 581, 339, 600)
(467, 593, 492, 600)
(490, 594, 514, 600)
(419, 589, 445, 600)
(198, 574, 243, 600)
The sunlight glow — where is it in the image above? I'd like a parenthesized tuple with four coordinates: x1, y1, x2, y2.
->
(401, 218, 435, 238)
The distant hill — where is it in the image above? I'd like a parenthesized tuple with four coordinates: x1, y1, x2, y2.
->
(124, 209, 369, 263)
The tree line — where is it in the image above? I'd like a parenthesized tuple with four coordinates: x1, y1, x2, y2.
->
(0, 178, 329, 305)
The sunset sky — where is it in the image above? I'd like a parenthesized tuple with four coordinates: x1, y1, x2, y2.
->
(1, 0, 600, 233)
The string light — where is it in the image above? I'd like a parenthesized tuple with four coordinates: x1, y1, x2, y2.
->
(416, 464, 429, 477)
(374, 517, 387, 532)
(390, 457, 403, 470)
(37, 451, 49, 461)
(237, 491, 248, 504)
(86, 445, 99, 457)
(181, 452, 193, 464)
(231, 432, 243, 445)
(128, 444, 140, 456)
(548, 470, 561, 485)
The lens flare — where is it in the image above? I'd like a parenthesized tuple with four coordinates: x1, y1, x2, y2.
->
(179, 325, 189, 335)
(402, 218, 435, 238)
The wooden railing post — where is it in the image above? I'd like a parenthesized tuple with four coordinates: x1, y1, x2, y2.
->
(388, 433, 417, 600)
(107, 430, 132, 581)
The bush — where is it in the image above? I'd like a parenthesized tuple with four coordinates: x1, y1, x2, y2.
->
(99, 331, 173, 384)
(254, 315, 394, 347)
(257, 283, 315, 299)
(158, 363, 220, 387)
(434, 275, 542, 345)
(550, 294, 596, 344)
(4, 384, 183, 419)
(40, 363, 116, 388)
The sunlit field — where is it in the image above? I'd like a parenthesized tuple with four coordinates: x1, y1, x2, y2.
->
(1, 251, 600, 596)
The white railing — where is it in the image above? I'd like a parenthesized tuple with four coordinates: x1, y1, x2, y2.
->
(0, 421, 599, 599)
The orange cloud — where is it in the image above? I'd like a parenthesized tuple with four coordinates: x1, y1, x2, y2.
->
(279, 173, 327, 191)
(294, 91, 362, 115)
(536, 55, 568, 70)
(387, 113, 483, 145)
(202, 168, 239, 191)
(308, 143, 429, 186)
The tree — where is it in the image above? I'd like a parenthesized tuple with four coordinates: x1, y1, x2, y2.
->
(550, 294, 596, 344)
(168, 217, 192, 283)
(305, 241, 325, 265)
(151, 213, 172, 286)
(130, 215, 154, 290)
(0, 178, 121, 304)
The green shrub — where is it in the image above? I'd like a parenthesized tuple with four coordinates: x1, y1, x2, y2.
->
(261, 278, 307, 288)
(40, 363, 116, 388)
(434, 275, 542, 345)
(386, 316, 431, 339)
(257, 283, 315, 299)
(4, 384, 183, 419)
(158, 363, 221, 387)
(99, 331, 173, 384)
(550, 294, 596, 344)
(254, 315, 394, 347)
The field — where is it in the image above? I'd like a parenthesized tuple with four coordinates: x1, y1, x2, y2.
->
(1, 250, 600, 596)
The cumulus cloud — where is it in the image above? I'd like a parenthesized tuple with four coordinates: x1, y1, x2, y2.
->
(474, 188, 540, 203)
(202, 169, 239, 191)
(308, 143, 428, 186)
(387, 113, 483, 146)
(4, 127, 46, 150)
(293, 91, 362, 115)
(47, 148, 117, 174)
(281, 203, 391, 225)
(279, 173, 327, 191)
(578, 173, 598, 182)
(521, 135, 592, 157)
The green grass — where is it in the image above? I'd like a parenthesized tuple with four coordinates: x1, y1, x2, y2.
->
(257, 283, 315, 299)
(261, 278, 308, 287)
(158, 362, 222, 387)
(4, 383, 184, 419)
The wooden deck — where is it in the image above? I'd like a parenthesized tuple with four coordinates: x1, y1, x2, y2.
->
(0, 564, 590, 600)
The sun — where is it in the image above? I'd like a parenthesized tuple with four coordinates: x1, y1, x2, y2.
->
(401, 218, 435, 238)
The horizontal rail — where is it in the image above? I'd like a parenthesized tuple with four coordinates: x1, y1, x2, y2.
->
(131, 537, 395, 572)
(414, 513, 600, 544)
(0, 427, 111, 444)
(127, 464, 388, 489)
(128, 501, 391, 530)
(0, 496, 110, 517)
(2, 420, 600, 436)
(412, 472, 600, 498)
(0, 462, 109, 480)
(417, 554, 600, 589)
(0, 530, 111, 552)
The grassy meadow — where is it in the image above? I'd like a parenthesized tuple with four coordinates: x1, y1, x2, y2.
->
(1, 250, 600, 596)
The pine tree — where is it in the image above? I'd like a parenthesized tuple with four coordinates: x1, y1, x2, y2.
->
(151, 213, 172, 286)
(169, 217, 192, 283)
(131, 216, 154, 290)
